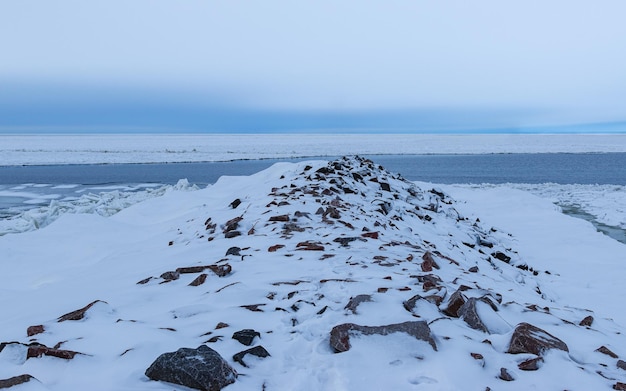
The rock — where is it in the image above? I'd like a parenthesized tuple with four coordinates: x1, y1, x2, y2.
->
(177, 266, 207, 274)
(145, 345, 237, 391)
(58, 300, 105, 322)
(269, 214, 290, 222)
(459, 298, 489, 333)
(468, 266, 479, 273)
(499, 367, 515, 381)
(229, 199, 241, 209)
(618, 360, 626, 370)
(224, 231, 241, 238)
(26, 325, 45, 337)
(596, 345, 619, 358)
(380, 182, 391, 192)
(506, 323, 568, 355)
(518, 356, 543, 371)
(491, 251, 511, 263)
(361, 231, 379, 239)
(333, 237, 365, 247)
(268, 244, 285, 252)
(421, 252, 439, 272)
(442, 290, 466, 318)
(579, 315, 594, 327)
(344, 295, 373, 314)
(232, 329, 260, 346)
(296, 241, 325, 251)
(0, 374, 34, 389)
(27, 344, 80, 360)
(615, 383, 626, 391)
(330, 321, 437, 353)
(225, 247, 241, 256)
(188, 274, 207, 286)
(160, 271, 180, 282)
(223, 216, 243, 233)
(233, 346, 270, 367)
(207, 264, 232, 277)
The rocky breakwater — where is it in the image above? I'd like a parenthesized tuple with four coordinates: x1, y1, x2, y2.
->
(1, 156, 624, 390)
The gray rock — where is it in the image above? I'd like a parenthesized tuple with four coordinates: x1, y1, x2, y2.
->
(145, 345, 237, 391)
(507, 323, 568, 355)
(232, 329, 260, 346)
(233, 346, 270, 368)
(330, 321, 437, 353)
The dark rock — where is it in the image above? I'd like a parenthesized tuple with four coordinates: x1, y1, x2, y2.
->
(232, 329, 260, 346)
(615, 383, 626, 391)
(229, 199, 241, 209)
(58, 300, 105, 322)
(596, 345, 619, 358)
(506, 323, 568, 355)
(0, 374, 34, 389)
(518, 356, 543, 371)
(188, 274, 207, 287)
(225, 247, 241, 256)
(26, 325, 45, 337)
(579, 315, 594, 327)
(618, 360, 626, 370)
(468, 266, 479, 273)
(160, 271, 180, 281)
(224, 231, 241, 239)
(380, 182, 391, 192)
(344, 295, 373, 314)
(137, 277, 153, 284)
(145, 345, 237, 391)
(361, 231, 379, 239)
(333, 237, 365, 247)
(499, 367, 515, 381)
(442, 290, 466, 318)
(233, 346, 270, 368)
(177, 266, 207, 274)
(459, 298, 489, 333)
(491, 251, 511, 263)
(269, 214, 290, 222)
(330, 321, 437, 353)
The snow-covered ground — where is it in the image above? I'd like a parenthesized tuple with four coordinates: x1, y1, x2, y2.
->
(1, 156, 625, 390)
(2, 133, 626, 165)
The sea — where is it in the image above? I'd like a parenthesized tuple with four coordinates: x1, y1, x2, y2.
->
(1, 153, 626, 242)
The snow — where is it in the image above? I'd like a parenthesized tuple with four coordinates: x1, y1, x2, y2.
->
(1, 156, 625, 390)
(1, 133, 626, 165)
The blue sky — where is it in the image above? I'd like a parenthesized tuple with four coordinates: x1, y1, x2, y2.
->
(1, 1, 626, 133)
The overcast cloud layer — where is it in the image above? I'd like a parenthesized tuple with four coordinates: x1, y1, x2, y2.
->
(1, 1, 625, 132)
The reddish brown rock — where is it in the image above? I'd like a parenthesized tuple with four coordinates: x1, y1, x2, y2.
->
(421, 252, 440, 272)
(614, 383, 626, 391)
(207, 264, 232, 277)
(176, 266, 206, 274)
(160, 271, 180, 281)
(579, 315, 594, 327)
(442, 290, 466, 318)
(268, 244, 285, 252)
(499, 367, 514, 381)
(26, 325, 45, 337)
(58, 300, 105, 322)
(596, 345, 619, 358)
(361, 232, 379, 239)
(0, 374, 34, 389)
(188, 274, 207, 286)
(330, 321, 436, 353)
(506, 323, 568, 355)
(223, 216, 243, 232)
(27, 344, 80, 360)
(618, 360, 626, 370)
(518, 356, 543, 371)
(296, 241, 325, 251)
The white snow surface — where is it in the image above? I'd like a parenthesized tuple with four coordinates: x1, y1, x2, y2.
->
(2, 133, 626, 165)
(1, 156, 625, 390)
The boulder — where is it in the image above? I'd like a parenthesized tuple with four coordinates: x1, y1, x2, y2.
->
(26, 325, 45, 337)
(145, 345, 236, 391)
(330, 321, 436, 353)
(506, 323, 568, 355)
(344, 295, 373, 314)
(441, 290, 466, 318)
(579, 315, 594, 327)
(57, 300, 105, 322)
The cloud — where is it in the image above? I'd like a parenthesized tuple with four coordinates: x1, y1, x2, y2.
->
(1, 1, 625, 130)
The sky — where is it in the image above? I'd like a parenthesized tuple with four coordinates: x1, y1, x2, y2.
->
(1, 1, 626, 133)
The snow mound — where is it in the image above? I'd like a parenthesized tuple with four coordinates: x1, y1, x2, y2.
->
(1, 156, 625, 390)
